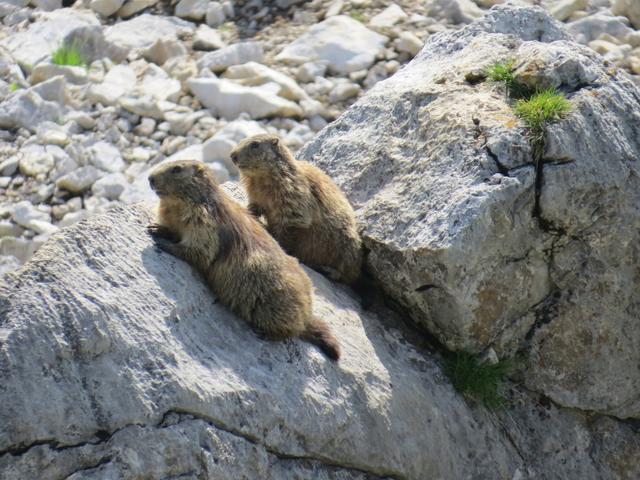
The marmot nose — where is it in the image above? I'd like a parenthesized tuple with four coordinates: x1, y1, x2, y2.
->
(149, 176, 156, 188)
(230, 152, 237, 163)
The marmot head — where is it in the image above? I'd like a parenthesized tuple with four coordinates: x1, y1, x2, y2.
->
(149, 160, 218, 202)
(230, 134, 292, 174)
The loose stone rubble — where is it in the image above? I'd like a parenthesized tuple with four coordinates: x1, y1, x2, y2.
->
(2, 0, 639, 276)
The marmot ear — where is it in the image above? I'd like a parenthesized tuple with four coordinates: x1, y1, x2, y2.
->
(193, 163, 205, 175)
(270, 137, 280, 146)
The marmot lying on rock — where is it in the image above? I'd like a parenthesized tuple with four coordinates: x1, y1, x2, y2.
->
(148, 160, 341, 361)
(230, 134, 363, 285)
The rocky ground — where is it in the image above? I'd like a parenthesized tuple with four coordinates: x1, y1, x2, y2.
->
(0, 0, 639, 275)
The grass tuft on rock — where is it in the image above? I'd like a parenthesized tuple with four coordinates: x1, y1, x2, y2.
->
(51, 41, 87, 68)
(444, 352, 511, 409)
(9, 82, 22, 92)
(515, 88, 572, 132)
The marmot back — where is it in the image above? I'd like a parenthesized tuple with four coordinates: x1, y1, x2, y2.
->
(147, 159, 341, 361)
(230, 134, 363, 285)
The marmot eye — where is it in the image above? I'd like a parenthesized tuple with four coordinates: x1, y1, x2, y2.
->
(250, 142, 259, 150)
(170, 165, 182, 174)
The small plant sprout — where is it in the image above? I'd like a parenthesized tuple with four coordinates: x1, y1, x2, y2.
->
(515, 88, 572, 132)
(349, 9, 366, 22)
(9, 82, 22, 92)
(486, 60, 516, 84)
(51, 41, 88, 68)
(486, 60, 531, 99)
(218, 22, 236, 35)
(444, 352, 512, 409)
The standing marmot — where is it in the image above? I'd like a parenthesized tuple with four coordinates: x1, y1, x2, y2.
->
(147, 160, 340, 361)
(230, 134, 362, 285)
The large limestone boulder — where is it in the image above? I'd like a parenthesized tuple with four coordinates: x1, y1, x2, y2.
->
(1, 204, 638, 479)
(299, 4, 640, 418)
(0, 204, 518, 479)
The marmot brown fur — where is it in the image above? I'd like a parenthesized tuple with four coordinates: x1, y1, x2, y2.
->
(230, 134, 362, 285)
(147, 160, 340, 361)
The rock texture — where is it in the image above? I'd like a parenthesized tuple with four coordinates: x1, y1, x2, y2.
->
(0, 203, 517, 479)
(299, 4, 640, 419)
(1, 203, 638, 479)
(0, 9, 100, 71)
(275, 15, 388, 75)
(2, 0, 640, 473)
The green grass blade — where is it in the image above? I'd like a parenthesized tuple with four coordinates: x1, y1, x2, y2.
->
(51, 41, 87, 68)
(515, 88, 572, 131)
(444, 352, 512, 409)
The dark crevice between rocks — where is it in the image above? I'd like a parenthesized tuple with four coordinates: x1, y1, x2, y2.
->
(161, 408, 406, 480)
(530, 139, 569, 236)
(531, 134, 546, 230)
(0, 422, 142, 459)
(473, 116, 510, 176)
(506, 162, 535, 174)
(1, 408, 404, 480)
(485, 144, 510, 176)
(505, 248, 532, 264)
(532, 155, 574, 234)
(560, 81, 597, 95)
(518, 235, 562, 348)
(474, 117, 533, 178)
(620, 417, 640, 433)
(542, 157, 575, 167)
(380, 287, 449, 358)
(360, 239, 447, 357)
(0, 438, 58, 458)
(414, 284, 438, 292)
(514, 383, 638, 431)
(464, 70, 487, 85)
(63, 455, 114, 480)
(523, 288, 562, 342)
(159, 471, 198, 480)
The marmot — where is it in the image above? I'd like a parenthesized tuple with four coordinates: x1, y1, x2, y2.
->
(230, 134, 363, 285)
(147, 160, 341, 361)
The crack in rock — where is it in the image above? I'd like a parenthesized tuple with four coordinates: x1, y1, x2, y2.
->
(1, 408, 403, 480)
(0, 421, 144, 459)
(484, 143, 510, 176)
(62, 455, 114, 480)
(160, 409, 405, 480)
